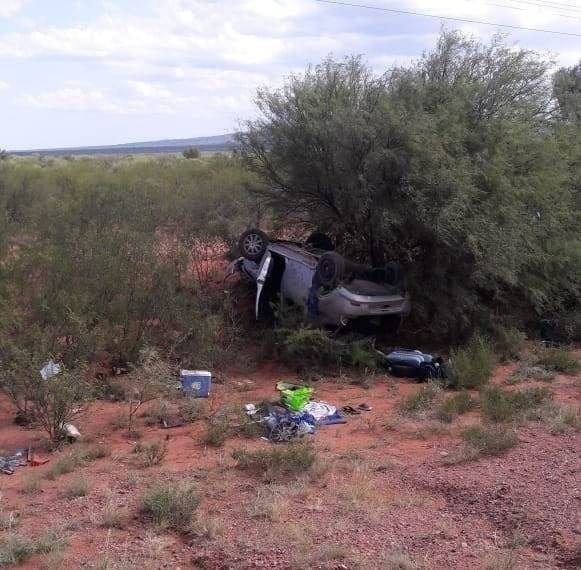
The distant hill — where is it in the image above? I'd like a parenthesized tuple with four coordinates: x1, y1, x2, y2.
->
(12, 133, 237, 156)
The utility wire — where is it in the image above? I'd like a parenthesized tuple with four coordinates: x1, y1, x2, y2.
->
(313, 0, 581, 36)
(501, 0, 581, 13)
(480, 0, 581, 20)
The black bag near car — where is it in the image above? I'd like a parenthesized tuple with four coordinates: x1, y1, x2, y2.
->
(379, 348, 446, 381)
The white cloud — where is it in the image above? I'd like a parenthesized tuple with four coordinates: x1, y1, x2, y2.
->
(0, 0, 27, 19)
(0, 81, 8, 91)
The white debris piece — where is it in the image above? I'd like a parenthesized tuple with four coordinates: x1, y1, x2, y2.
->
(40, 360, 62, 380)
(62, 423, 81, 440)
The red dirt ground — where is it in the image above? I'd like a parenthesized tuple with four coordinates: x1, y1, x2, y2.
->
(0, 357, 579, 569)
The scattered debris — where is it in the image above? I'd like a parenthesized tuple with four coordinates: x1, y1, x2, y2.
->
(61, 423, 81, 441)
(302, 401, 336, 421)
(245, 403, 258, 416)
(40, 360, 62, 380)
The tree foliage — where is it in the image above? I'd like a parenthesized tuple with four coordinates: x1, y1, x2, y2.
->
(240, 31, 580, 340)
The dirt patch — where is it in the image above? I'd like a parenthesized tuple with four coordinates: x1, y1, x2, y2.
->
(0, 360, 579, 569)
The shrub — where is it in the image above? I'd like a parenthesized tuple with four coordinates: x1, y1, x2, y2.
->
(142, 400, 170, 426)
(182, 146, 200, 159)
(399, 383, 441, 416)
(178, 398, 206, 423)
(535, 347, 579, 374)
(380, 551, 418, 570)
(507, 364, 555, 384)
(123, 348, 174, 435)
(481, 386, 551, 422)
(448, 336, 495, 389)
(21, 475, 42, 495)
(134, 440, 168, 467)
(0, 535, 36, 566)
(202, 413, 232, 447)
(492, 327, 526, 362)
(0, 530, 66, 567)
(46, 444, 109, 480)
(232, 442, 316, 479)
(0, 360, 91, 446)
(62, 477, 88, 499)
(141, 482, 201, 531)
(434, 391, 475, 422)
(100, 505, 127, 529)
(462, 425, 518, 456)
(538, 404, 581, 433)
(32, 529, 67, 556)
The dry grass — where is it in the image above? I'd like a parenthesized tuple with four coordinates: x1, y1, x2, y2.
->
(133, 440, 168, 467)
(443, 425, 518, 464)
(379, 550, 419, 569)
(21, 475, 42, 495)
(535, 347, 579, 374)
(246, 488, 289, 521)
(100, 505, 128, 529)
(46, 444, 110, 480)
(481, 386, 551, 422)
(399, 383, 442, 416)
(61, 477, 89, 499)
(140, 481, 200, 533)
(232, 442, 316, 480)
(483, 548, 518, 570)
(0, 509, 20, 532)
(434, 391, 475, 422)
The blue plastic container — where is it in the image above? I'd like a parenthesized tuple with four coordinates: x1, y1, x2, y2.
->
(180, 370, 212, 397)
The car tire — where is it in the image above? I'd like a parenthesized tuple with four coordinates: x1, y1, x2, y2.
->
(316, 252, 345, 287)
(238, 229, 269, 261)
(306, 231, 334, 251)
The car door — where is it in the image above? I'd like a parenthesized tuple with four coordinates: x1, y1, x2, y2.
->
(255, 251, 272, 318)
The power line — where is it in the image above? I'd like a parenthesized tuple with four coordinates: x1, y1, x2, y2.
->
(503, 0, 581, 13)
(313, 0, 581, 36)
(481, 0, 581, 20)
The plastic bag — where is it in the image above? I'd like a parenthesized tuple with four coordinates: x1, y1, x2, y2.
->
(281, 386, 313, 411)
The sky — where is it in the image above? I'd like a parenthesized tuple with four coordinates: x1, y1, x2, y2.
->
(1, 0, 579, 150)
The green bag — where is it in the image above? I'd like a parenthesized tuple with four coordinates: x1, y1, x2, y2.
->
(281, 387, 314, 411)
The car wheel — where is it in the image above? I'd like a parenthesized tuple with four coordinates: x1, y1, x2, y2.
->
(238, 229, 269, 261)
(306, 231, 334, 251)
(316, 252, 345, 287)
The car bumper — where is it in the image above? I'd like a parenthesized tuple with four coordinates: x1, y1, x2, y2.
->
(318, 287, 411, 325)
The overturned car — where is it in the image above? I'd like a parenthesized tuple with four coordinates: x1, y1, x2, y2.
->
(227, 229, 411, 328)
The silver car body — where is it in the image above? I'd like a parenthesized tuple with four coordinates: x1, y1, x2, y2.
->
(230, 241, 410, 326)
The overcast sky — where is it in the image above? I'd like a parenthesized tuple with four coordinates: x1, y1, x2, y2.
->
(1, 0, 579, 150)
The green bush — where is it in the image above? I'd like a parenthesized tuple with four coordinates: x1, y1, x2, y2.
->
(0, 155, 257, 368)
(461, 425, 518, 455)
(202, 412, 232, 447)
(0, 535, 36, 566)
(448, 336, 495, 389)
(535, 347, 579, 374)
(178, 398, 206, 423)
(435, 391, 475, 423)
(133, 440, 168, 467)
(182, 146, 200, 159)
(399, 383, 441, 416)
(232, 442, 316, 479)
(492, 327, 526, 362)
(141, 482, 201, 531)
(480, 386, 551, 422)
(507, 364, 555, 384)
